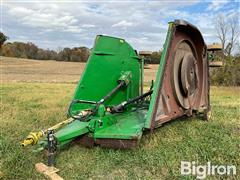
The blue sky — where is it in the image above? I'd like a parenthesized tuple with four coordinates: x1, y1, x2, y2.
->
(1, 0, 239, 51)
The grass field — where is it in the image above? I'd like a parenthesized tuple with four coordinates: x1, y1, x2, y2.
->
(1, 57, 240, 179)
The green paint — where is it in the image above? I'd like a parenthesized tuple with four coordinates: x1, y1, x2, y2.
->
(54, 35, 145, 146)
(54, 121, 89, 142)
(71, 35, 141, 114)
(93, 109, 147, 139)
(97, 104, 106, 117)
(54, 25, 174, 146)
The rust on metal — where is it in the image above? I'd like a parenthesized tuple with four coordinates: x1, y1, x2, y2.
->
(150, 19, 210, 128)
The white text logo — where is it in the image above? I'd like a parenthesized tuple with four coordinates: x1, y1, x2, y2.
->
(181, 161, 236, 179)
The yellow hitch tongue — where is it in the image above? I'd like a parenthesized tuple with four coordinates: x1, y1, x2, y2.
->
(21, 131, 44, 147)
(21, 118, 74, 147)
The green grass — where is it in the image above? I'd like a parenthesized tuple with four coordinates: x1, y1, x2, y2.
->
(1, 83, 239, 179)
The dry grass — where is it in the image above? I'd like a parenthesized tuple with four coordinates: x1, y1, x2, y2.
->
(1, 56, 86, 83)
(1, 56, 158, 83)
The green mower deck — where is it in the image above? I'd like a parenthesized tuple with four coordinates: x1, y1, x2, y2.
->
(22, 19, 211, 166)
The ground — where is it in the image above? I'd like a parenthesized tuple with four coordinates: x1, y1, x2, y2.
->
(1, 57, 240, 179)
(1, 56, 158, 84)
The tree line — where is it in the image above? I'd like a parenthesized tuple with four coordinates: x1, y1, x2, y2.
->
(0, 34, 90, 62)
(0, 32, 161, 63)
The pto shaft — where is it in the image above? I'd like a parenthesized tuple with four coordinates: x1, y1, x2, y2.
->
(21, 118, 74, 147)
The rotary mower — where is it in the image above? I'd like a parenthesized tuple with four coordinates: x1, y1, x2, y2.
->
(21, 20, 211, 175)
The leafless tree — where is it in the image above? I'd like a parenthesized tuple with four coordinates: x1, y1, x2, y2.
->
(227, 17, 239, 56)
(215, 16, 239, 56)
(215, 16, 228, 52)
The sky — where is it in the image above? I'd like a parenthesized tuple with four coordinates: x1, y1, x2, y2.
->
(1, 0, 239, 51)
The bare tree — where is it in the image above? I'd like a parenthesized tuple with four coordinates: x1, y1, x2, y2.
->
(215, 16, 239, 57)
(227, 17, 239, 56)
(216, 16, 228, 52)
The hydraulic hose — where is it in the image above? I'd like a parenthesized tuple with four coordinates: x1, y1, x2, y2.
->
(124, 90, 153, 106)
(110, 90, 153, 113)
(100, 81, 125, 103)
(68, 81, 125, 120)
